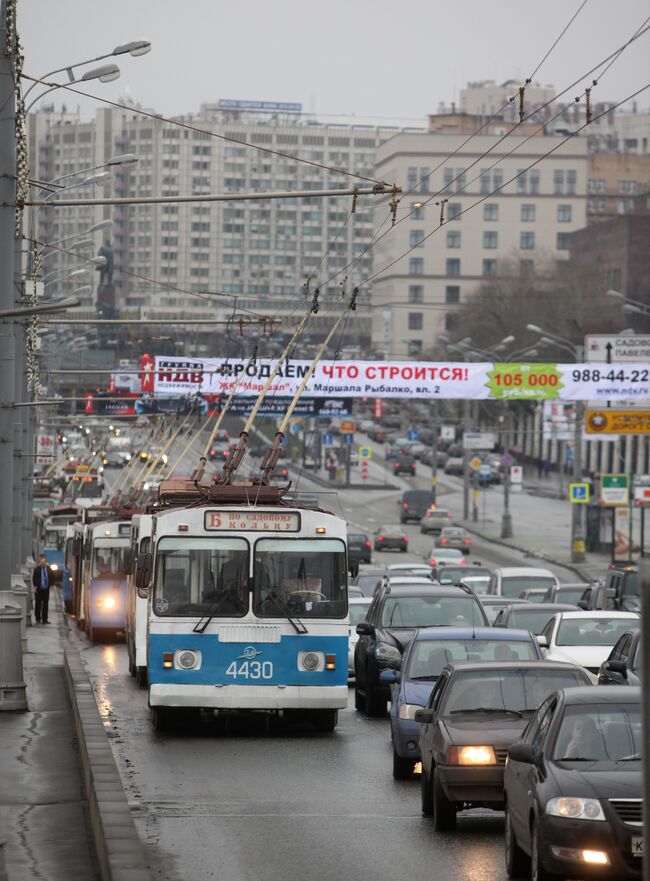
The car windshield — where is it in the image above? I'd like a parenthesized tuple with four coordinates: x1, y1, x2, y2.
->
(253, 538, 347, 619)
(349, 602, 371, 626)
(556, 617, 639, 646)
(348, 534, 367, 543)
(154, 537, 249, 617)
(459, 576, 491, 594)
(77, 481, 102, 499)
(408, 639, 538, 679)
(443, 668, 587, 715)
(439, 566, 490, 585)
(508, 608, 560, 634)
(554, 587, 586, 603)
(91, 539, 130, 579)
(553, 704, 642, 762)
(501, 575, 556, 597)
(381, 595, 484, 628)
(355, 574, 384, 594)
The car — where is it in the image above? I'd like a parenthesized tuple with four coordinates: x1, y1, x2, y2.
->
(486, 567, 560, 599)
(386, 577, 439, 589)
(359, 419, 375, 433)
(366, 426, 386, 443)
(428, 547, 465, 567)
(352, 567, 388, 597)
(444, 456, 464, 476)
(577, 580, 606, 610)
(435, 526, 471, 553)
(604, 563, 639, 612)
(542, 582, 589, 604)
(541, 611, 641, 676)
(406, 442, 427, 460)
(598, 628, 641, 686)
(385, 627, 543, 779)
(420, 507, 453, 534)
(435, 564, 491, 590)
(416, 661, 592, 830)
(348, 597, 372, 681)
(478, 596, 530, 625)
(347, 532, 372, 565)
(354, 584, 489, 717)
(518, 588, 548, 602)
(101, 451, 124, 468)
(374, 524, 408, 553)
(393, 454, 416, 476)
(208, 443, 230, 461)
(493, 602, 580, 636)
(400, 490, 434, 524)
(385, 440, 410, 461)
(387, 563, 434, 579)
(504, 686, 642, 880)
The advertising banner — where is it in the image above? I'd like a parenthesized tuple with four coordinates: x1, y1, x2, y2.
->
(153, 357, 650, 402)
(35, 432, 55, 465)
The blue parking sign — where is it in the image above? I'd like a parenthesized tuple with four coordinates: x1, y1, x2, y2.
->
(569, 483, 590, 504)
(407, 429, 419, 441)
(322, 433, 334, 445)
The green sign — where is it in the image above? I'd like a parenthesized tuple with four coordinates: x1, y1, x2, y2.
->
(601, 474, 629, 506)
(486, 363, 564, 400)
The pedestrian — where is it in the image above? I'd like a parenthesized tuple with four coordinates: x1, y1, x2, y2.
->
(32, 553, 53, 624)
(542, 458, 550, 479)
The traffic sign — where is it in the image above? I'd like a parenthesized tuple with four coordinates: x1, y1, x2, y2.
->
(441, 425, 455, 441)
(358, 446, 372, 460)
(501, 453, 513, 468)
(601, 474, 629, 506)
(463, 432, 496, 450)
(342, 433, 354, 444)
(322, 432, 334, 445)
(510, 465, 523, 484)
(586, 334, 650, 363)
(469, 456, 482, 471)
(634, 485, 650, 506)
(569, 483, 590, 504)
(340, 420, 356, 434)
(586, 410, 650, 434)
(407, 429, 419, 442)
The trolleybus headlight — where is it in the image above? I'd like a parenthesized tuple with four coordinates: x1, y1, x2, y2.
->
(50, 563, 59, 571)
(176, 650, 199, 670)
(299, 650, 324, 672)
(99, 595, 116, 609)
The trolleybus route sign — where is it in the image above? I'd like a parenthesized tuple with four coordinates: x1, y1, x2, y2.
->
(204, 511, 301, 531)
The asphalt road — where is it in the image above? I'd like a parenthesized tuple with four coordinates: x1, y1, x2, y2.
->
(87, 430, 579, 881)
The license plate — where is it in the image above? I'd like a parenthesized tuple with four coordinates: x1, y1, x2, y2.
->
(631, 837, 643, 857)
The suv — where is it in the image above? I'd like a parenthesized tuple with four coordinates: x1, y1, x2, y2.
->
(604, 563, 639, 612)
(486, 567, 559, 599)
(354, 584, 489, 717)
(393, 453, 416, 476)
(401, 490, 434, 524)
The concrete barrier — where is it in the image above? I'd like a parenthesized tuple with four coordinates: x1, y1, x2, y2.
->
(0, 597, 27, 711)
(64, 649, 153, 881)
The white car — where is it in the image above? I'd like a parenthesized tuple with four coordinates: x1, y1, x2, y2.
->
(387, 563, 434, 579)
(348, 597, 372, 680)
(486, 566, 559, 599)
(541, 611, 640, 677)
(427, 547, 464, 567)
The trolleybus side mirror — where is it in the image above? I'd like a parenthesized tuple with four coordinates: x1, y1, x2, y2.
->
(349, 559, 359, 579)
(135, 552, 152, 597)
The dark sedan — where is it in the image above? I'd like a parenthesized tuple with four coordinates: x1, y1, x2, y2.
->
(598, 629, 641, 686)
(347, 532, 372, 565)
(493, 602, 579, 636)
(479, 596, 529, 625)
(542, 583, 589, 604)
(504, 686, 642, 880)
(416, 661, 591, 830)
(374, 524, 408, 553)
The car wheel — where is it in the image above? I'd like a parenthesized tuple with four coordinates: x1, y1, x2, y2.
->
(432, 767, 456, 830)
(392, 748, 414, 780)
(151, 707, 175, 732)
(365, 683, 387, 717)
(401, 546, 407, 553)
(420, 763, 433, 815)
(505, 806, 529, 878)
(354, 685, 364, 712)
(531, 819, 557, 881)
(310, 710, 338, 732)
(135, 666, 148, 688)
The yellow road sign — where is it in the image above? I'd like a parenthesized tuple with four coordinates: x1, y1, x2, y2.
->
(469, 456, 482, 471)
(585, 410, 650, 434)
(358, 446, 372, 460)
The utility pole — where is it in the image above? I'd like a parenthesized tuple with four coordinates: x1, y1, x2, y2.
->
(501, 465, 513, 538)
(570, 401, 586, 563)
(0, 0, 17, 585)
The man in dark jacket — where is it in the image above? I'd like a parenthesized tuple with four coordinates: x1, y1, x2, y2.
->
(32, 554, 53, 623)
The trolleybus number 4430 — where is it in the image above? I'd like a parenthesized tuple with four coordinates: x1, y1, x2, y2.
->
(225, 660, 274, 680)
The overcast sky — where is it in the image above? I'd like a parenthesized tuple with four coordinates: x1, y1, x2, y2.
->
(21, 0, 650, 121)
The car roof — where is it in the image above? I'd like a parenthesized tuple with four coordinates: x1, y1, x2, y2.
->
(415, 627, 535, 642)
(383, 585, 467, 598)
(349, 596, 372, 605)
(553, 610, 641, 620)
(387, 564, 433, 571)
(445, 660, 581, 673)
(506, 603, 579, 612)
(561, 686, 641, 705)
(497, 567, 556, 577)
(554, 583, 588, 590)
(480, 596, 529, 605)
(388, 576, 435, 584)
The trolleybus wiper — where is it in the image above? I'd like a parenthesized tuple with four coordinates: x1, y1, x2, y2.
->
(265, 589, 308, 635)
(193, 587, 246, 634)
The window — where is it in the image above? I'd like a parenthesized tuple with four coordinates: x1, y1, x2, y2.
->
(408, 312, 423, 331)
(493, 169, 503, 190)
(409, 258, 424, 275)
(529, 170, 540, 194)
(445, 312, 459, 331)
(446, 258, 460, 276)
(516, 170, 528, 194)
(556, 233, 570, 250)
(447, 203, 461, 221)
(480, 170, 490, 194)
(446, 230, 461, 248)
(597, 179, 606, 193)
(455, 170, 466, 193)
(483, 203, 498, 221)
(445, 285, 460, 304)
(443, 167, 454, 191)
(553, 170, 565, 195)
(588, 178, 596, 193)
(408, 285, 423, 304)
(411, 203, 424, 220)
(419, 167, 430, 193)
(607, 268, 622, 289)
(521, 204, 535, 222)
(407, 167, 418, 190)
(567, 170, 577, 195)
(409, 229, 425, 248)
(482, 259, 497, 276)
(483, 231, 498, 249)
(520, 232, 535, 250)
(557, 204, 572, 222)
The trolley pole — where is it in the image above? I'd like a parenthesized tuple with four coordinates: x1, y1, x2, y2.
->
(0, 0, 17, 585)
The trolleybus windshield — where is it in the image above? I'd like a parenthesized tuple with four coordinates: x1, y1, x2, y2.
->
(92, 539, 130, 579)
(153, 537, 249, 618)
(253, 538, 347, 619)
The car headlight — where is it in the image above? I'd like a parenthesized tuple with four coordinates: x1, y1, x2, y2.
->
(50, 563, 59, 571)
(375, 641, 401, 662)
(450, 745, 497, 765)
(398, 703, 422, 720)
(546, 797, 605, 821)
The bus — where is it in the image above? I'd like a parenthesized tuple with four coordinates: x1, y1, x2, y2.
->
(126, 513, 153, 687)
(137, 480, 349, 732)
(81, 519, 131, 642)
(33, 504, 81, 585)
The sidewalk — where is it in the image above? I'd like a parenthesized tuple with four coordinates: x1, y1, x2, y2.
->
(0, 593, 100, 880)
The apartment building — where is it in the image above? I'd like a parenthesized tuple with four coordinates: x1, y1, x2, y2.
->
(587, 152, 650, 221)
(27, 102, 425, 335)
(371, 130, 588, 356)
